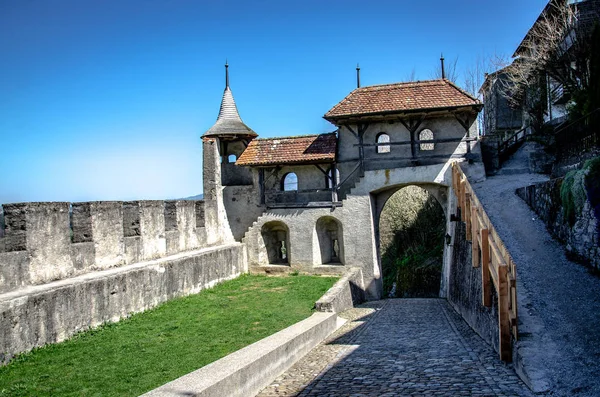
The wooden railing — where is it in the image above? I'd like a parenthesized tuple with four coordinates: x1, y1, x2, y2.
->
(498, 126, 528, 164)
(555, 108, 600, 163)
(452, 162, 518, 362)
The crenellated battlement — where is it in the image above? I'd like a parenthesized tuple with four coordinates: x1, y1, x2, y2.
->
(0, 200, 207, 294)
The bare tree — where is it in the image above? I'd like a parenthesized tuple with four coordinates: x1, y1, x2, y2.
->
(463, 53, 510, 97)
(431, 55, 459, 82)
(500, 1, 593, 109)
(463, 53, 510, 135)
(402, 67, 417, 82)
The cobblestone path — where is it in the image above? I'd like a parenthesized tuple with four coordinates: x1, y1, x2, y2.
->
(257, 299, 532, 397)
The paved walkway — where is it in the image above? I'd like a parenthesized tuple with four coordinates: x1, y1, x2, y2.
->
(472, 143, 600, 396)
(257, 299, 531, 397)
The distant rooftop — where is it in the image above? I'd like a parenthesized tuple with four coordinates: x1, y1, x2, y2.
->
(324, 79, 481, 122)
(236, 133, 336, 166)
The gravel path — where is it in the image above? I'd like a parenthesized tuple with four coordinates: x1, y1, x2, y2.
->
(256, 299, 531, 397)
(471, 143, 600, 396)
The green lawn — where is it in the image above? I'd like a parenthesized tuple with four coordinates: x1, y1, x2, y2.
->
(0, 274, 337, 396)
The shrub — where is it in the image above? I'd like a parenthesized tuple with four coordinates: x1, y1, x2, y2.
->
(560, 156, 600, 227)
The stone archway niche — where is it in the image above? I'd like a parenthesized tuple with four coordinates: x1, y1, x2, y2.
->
(315, 216, 344, 265)
(261, 221, 290, 265)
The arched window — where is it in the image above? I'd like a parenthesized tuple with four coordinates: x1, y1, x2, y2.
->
(376, 133, 390, 153)
(228, 154, 237, 163)
(282, 173, 298, 191)
(419, 129, 434, 151)
(326, 168, 340, 189)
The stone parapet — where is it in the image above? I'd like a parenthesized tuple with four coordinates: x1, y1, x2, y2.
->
(0, 200, 206, 294)
(315, 267, 365, 313)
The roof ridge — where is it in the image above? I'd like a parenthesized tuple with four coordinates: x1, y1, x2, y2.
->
(324, 78, 481, 120)
(358, 79, 445, 90)
(253, 132, 336, 141)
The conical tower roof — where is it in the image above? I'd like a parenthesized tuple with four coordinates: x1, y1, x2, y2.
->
(203, 63, 257, 139)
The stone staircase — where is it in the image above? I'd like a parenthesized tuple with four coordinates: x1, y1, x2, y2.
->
(337, 168, 364, 200)
(496, 141, 535, 176)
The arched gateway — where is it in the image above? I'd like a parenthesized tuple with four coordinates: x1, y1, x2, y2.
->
(202, 64, 484, 299)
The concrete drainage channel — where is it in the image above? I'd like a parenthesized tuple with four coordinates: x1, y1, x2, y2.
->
(143, 268, 365, 397)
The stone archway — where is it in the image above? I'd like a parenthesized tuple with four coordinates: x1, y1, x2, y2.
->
(375, 184, 447, 298)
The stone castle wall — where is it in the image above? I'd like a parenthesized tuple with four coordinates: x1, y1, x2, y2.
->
(0, 200, 207, 294)
(516, 179, 600, 270)
(0, 199, 251, 363)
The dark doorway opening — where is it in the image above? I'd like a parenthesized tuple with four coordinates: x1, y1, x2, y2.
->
(379, 185, 445, 298)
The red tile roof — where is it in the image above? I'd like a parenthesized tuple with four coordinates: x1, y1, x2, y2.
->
(324, 79, 481, 121)
(236, 133, 337, 166)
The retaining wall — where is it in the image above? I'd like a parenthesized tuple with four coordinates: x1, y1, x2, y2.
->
(0, 200, 207, 295)
(0, 243, 245, 363)
(315, 267, 365, 313)
(143, 312, 340, 397)
(517, 179, 600, 269)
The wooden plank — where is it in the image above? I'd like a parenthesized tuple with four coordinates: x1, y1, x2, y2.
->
(489, 237, 504, 267)
(498, 264, 512, 362)
(465, 193, 472, 239)
(489, 258, 499, 289)
(452, 164, 458, 192)
(481, 228, 491, 307)
(476, 211, 486, 234)
(510, 265, 518, 339)
(471, 204, 479, 268)
(459, 180, 466, 217)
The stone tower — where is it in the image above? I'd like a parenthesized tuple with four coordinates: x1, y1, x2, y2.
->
(202, 62, 258, 245)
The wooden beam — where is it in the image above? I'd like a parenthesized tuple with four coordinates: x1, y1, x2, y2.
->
(453, 112, 473, 155)
(353, 136, 477, 147)
(459, 180, 466, 216)
(357, 123, 369, 174)
(481, 228, 491, 307)
(465, 193, 472, 239)
(498, 264, 512, 362)
(398, 116, 424, 161)
(259, 168, 266, 205)
(471, 203, 479, 268)
(314, 164, 329, 177)
(344, 124, 359, 139)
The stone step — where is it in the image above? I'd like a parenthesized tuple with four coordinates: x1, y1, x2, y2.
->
(497, 167, 530, 175)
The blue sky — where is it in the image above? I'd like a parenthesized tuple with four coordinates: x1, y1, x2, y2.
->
(0, 0, 547, 204)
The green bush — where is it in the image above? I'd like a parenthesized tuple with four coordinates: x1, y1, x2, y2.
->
(560, 156, 600, 226)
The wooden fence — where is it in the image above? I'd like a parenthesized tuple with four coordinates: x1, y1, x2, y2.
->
(452, 162, 518, 362)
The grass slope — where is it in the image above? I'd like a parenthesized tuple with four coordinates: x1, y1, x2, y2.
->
(0, 274, 336, 396)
